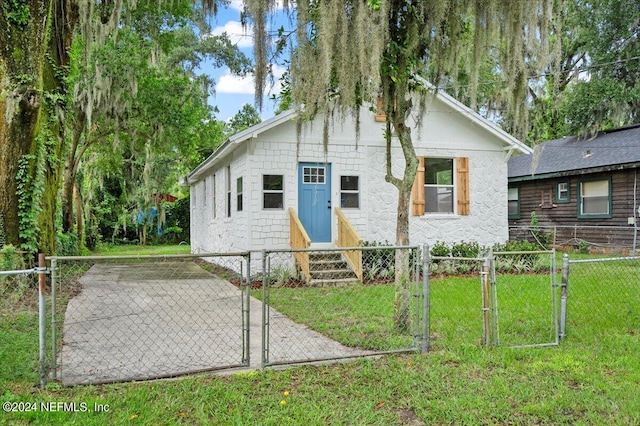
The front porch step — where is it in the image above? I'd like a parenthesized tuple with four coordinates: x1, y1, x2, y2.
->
(307, 252, 358, 287)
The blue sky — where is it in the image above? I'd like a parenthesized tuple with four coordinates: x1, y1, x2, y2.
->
(200, 1, 289, 122)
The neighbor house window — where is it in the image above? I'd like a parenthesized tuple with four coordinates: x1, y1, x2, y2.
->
(508, 187, 520, 219)
(579, 179, 611, 218)
(340, 176, 359, 208)
(556, 182, 569, 203)
(263, 175, 284, 209)
(236, 177, 243, 212)
(226, 166, 231, 217)
(212, 174, 217, 218)
(302, 166, 325, 184)
(424, 158, 454, 213)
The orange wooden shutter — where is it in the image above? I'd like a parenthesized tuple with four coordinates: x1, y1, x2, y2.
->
(412, 156, 425, 215)
(456, 157, 470, 215)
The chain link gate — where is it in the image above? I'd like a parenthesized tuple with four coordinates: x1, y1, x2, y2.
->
(47, 253, 251, 385)
(260, 246, 424, 367)
(491, 250, 560, 348)
(424, 249, 560, 349)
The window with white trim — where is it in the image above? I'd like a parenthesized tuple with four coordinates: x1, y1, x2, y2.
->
(236, 177, 243, 212)
(556, 182, 569, 203)
(424, 158, 454, 213)
(226, 166, 231, 217)
(263, 175, 284, 209)
(202, 177, 207, 207)
(212, 174, 217, 218)
(340, 176, 359, 208)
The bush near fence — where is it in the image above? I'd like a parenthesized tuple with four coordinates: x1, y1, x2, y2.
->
(428, 239, 546, 276)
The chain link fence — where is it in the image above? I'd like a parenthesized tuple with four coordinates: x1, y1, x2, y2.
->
(260, 246, 424, 367)
(47, 253, 251, 385)
(11, 244, 634, 388)
(509, 224, 639, 254)
(566, 255, 640, 342)
(425, 250, 558, 349)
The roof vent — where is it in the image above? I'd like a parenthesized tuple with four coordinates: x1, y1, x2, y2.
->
(583, 149, 593, 158)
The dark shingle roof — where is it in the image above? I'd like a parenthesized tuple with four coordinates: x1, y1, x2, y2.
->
(508, 124, 640, 180)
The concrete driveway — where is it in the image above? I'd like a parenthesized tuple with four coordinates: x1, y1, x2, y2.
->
(60, 261, 370, 385)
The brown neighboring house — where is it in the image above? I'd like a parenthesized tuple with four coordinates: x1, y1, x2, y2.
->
(508, 124, 640, 250)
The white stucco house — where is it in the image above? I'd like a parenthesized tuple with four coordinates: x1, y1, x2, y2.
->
(187, 90, 532, 269)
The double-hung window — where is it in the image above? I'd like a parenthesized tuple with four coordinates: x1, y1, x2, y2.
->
(236, 177, 243, 212)
(263, 175, 284, 209)
(556, 182, 570, 203)
(424, 158, 454, 214)
(226, 166, 231, 217)
(412, 157, 470, 216)
(579, 179, 611, 218)
(340, 176, 360, 208)
(508, 187, 520, 219)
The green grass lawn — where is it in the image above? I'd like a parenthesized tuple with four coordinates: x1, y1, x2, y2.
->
(1, 252, 639, 425)
(91, 243, 191, 256)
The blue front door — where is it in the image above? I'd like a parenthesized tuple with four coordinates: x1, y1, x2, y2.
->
(298, 163, 332, 242)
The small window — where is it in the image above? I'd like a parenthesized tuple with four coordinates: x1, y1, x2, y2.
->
(263, 175, 284, 209)
(556, 182, 569, 203)
(226, 166, 231, 217)
(340, 176, 359, 208)
(508, 187, 520, 219)
(579, 179, 611, 218)
(202, 178, 207, 207)
(236, 177, 243, 212)
(212, 174, 217, 218)
(424, 158, 454, 214)
(303, 166, 325, 184)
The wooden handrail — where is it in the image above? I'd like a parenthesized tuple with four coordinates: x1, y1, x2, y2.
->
(288, 208, 311, 282)
(335, 207, 363, 281)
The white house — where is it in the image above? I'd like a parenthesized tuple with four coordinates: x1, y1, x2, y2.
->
(187, 90, 532, 267)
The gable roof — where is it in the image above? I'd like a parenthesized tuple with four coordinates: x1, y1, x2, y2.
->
(187, 87, 531, 184)
(509, 124, 640, 181)
(187, 109, 297, 183)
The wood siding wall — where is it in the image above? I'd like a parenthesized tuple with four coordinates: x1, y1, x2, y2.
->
(509, 168, 639, 248)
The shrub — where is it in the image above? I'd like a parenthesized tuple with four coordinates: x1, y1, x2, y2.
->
(430, 241, 451, 257)
(450, 241, 481, 258)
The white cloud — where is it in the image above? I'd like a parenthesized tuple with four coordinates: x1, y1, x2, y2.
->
(228, 0, 287, 10)
(210, 21, 253, 48)
(227, 0, 244, 11)
(216, 64, 286, 96)
(217, 72, 255, 95)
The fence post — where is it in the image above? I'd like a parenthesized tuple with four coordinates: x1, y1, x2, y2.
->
(489, 249, 499, 347)
(559, 253, 569, 340)
(261, 250, 269, 368)
(243, 252, 251, 366)
(421, 244, 430, 353)
(481, 256, 491, 346)
(50, 257, 57, 381)
(37, 253, 47, 388)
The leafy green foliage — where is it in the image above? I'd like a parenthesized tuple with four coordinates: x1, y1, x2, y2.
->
(3, 0, 30, 27)
(226, 104, 262, 135)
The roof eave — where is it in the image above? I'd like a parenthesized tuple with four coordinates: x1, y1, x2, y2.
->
(412, 75, 532, 155)
(186, 109, 298, 184)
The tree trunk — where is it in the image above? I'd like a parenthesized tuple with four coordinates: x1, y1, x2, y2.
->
(0, 1, 52, 251)
(62, 112, 86, 234)
(385, 96, 419, 333)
